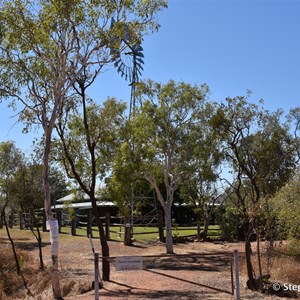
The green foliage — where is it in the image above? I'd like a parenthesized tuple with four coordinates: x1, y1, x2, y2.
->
(286, 239, 300, 257)
(216, 206, 245, 241)
(269, 169, 300, 242)
(0, 141, 24, 210)
(0, 0, 167, 134)
(55, 97, 127, 189)
(211, 96, 296, 233)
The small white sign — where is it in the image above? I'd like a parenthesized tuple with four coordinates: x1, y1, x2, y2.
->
(115, 256, 143, 271)
(46, 220, 59, 256)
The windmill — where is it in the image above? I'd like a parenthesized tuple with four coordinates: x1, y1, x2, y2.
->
(110, 19, 158, 238)
(111, 18, 144, 116)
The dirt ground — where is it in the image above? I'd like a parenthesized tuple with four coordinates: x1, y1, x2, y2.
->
(1, 231, 298, 300)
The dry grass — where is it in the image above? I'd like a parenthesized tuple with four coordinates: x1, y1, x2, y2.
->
(1, 228, 299, 299)
(238, 248, 300, 286)
(271, 256, 300, 285)
(0, 244, 32, 297)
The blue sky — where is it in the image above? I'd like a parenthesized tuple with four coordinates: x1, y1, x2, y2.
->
(1, 0, 300, 154)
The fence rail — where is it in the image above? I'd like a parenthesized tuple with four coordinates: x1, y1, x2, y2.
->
(93, 251, 239, 299)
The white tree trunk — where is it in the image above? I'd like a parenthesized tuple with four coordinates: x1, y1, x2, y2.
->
(43, 129, 62, 299)
(164, 204, 174, 254)
(143, 175, 175, 254)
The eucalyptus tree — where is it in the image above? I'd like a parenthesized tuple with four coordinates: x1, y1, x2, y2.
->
(269, 168, 300, 253)
(211, 96, 296, 290)
(180, 123, 223, 240)
(112, 80, 211, 253)
(10, 162, 45, 270)
(0, 142, 24, 276)
(0, 1, 166, 297)
(55, 91, 126, 280)
(287, 107, 300, 161)
(9, 162, 68, 271)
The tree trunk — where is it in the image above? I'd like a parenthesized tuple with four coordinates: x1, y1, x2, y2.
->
(36, 225, 44, 271)
(256, 225, 263, 291)
(90, 197, 110, 281)
(30, 211, 44, 271)
(105, 212, 110, 241)
(3, 212, 21, 274)
(124, 214, 132, 246)
(43, 132, 62, 299)
(245, 229, 256, 291)
(164, 204, 174, 254)
(201, 214, 210, 241)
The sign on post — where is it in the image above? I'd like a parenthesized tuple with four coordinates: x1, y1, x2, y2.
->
(46, 220, 59, 256)
(116, 256, 143, 271)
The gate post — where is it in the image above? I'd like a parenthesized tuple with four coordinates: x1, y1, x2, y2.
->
(234, 250, 240, 300)
(94, 252, 99, 300)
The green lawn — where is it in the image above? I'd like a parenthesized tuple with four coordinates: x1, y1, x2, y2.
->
(1, 224, 222, 242)
(60, 224, 222, 241)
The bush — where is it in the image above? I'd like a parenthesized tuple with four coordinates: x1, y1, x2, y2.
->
(216, 206, 246, 241)
(0, 245, 31, 296)
(286, 239, 300, 258)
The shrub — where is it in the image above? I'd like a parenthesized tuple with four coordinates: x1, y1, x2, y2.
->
(286, 239, 300, 258)
(216, 206, 245, 241)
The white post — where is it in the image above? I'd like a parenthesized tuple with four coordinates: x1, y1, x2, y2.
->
(234, 250, 240, 300)
(94, 252, 99, 299)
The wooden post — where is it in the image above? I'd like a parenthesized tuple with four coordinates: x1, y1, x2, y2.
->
(19, 212, 24, 230)
(157, 207, 165, 242)
(87, 209, 92, 238)
(94, 252, 99, 300)
(105, 212, 110, 241)
(8, 213, 13, 228)
(71, 216, 77, 236)
(234, 250, 240, 300)
(56, 209, 62, 233)
(119, 218, 123, 239)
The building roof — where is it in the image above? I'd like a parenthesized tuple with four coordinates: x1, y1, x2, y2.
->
(52, 200, 115, 210)
(55, 187, 115, 209)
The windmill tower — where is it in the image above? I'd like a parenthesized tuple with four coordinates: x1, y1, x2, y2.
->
(111, 19, 159, 238)
(111, 19, 144, 116)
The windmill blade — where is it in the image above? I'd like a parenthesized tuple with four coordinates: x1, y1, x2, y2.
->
(128, 68, 132, 82)
(136, 57, 144, 65)
(121, 63, 126, 76)
(135, 62, 144, 71)
(110, 17, 116, 28)
(136, 52, 144, 58)
(133, 44, 143, 52)
(114, 58, 123, 67)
